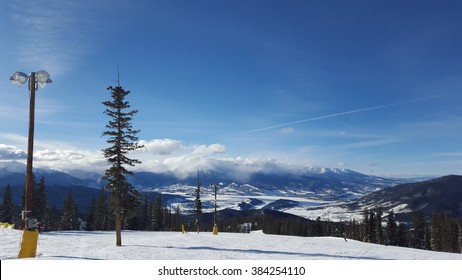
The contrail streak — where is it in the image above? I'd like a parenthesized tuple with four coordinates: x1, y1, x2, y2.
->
(245, 98, 432, 133)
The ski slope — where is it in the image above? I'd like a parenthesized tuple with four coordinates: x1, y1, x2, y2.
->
(1, 229, 461, 260)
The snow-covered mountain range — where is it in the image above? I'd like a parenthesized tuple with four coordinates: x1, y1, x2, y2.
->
(0, 161, 406, 199)
(2, 160, 461, 226)
(0, 161, 101, 188)
(0, 160, 415, 217)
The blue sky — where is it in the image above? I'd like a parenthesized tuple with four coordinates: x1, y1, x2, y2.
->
(0, 0, 461, 177)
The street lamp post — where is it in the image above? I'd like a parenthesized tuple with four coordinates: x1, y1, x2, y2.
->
(10, 70, 51, 258)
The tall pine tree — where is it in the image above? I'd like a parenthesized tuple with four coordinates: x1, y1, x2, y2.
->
(368, 210, 376, 243)
(432, 212, 459, 253)
(458, 220, 462, 253)
(1, 184, 14, 223)
(194, 178, 202, 233)
(174, 205, 182, 231)
(151, 194, 163, 231)
(93, 187, 110, 230)
(386, 210, 398, 246)
(102, 83, 143, 246)
(361, 209, 370, 242)
(375, 207, 383, 244)
(138, 195, 150, 231)
(33, 176, 48, 222)
(410, 211, 426, 249)
(60, 190, 80, 230)
(85, 198, 96, 231)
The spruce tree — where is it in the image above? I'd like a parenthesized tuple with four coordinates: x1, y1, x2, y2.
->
(410, 211, 426, 249)
(164, 205, 174, 231)
(430, 211, 460, 252)
(375, 207, 383, 244)
(85, 198, 96, 231)
(151, 194, 163, 231)
(60, 190, 80, 230)
(33, 177, 48, 222)
(102, 84, 143, 246)
(442, 212, 459, 253)
(361, 209, 370, 242)
(93, 187, 110, 230)
(174, 205, 182, 231)
(386, 210, 398, 246)
(346, 219, 360, 240)
(313, 217, 323, 236)
(194, 180, 202, 233)
(397, 223, 408, 247)
(1, 184, 14, 223)
(368, 210, 376, 243)
(424, 224, 432, 250)
(139, 195, 149, 231)
(430, 212, 443, 251)
(458, 220, 462, 253)
(46, 205, 60, 231)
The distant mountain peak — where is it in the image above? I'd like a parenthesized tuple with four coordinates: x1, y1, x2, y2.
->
(0, 160, 26, 173)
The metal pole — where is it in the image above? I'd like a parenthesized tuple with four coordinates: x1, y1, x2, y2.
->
(24, 72, 36, 229)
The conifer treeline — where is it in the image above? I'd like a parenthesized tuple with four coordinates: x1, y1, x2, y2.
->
(85, 191, 184, 232)
(2, 179, 462, 254)
(346, 208, 462, 253)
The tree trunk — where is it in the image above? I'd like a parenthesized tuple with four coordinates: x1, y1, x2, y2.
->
(116, 212, 122, 246)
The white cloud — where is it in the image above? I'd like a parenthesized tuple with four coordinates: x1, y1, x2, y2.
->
(33, 149, 106, 172)
(138, 153, 293, 181)
(0, 136, 231, 176)
(0, 133, 105, 172)
(136, 142, 227, 178)
(0, 136, 324, 179)
(138, 139, 184, 155)
(161, 155, 213, 179)
(0, 144, 27, 160)
(211, 156, 286, 180)
(134, 140, 227, 177)
(192, 144, 226, 155)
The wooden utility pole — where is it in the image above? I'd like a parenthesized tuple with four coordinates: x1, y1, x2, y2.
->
(24, 72, 36, 229)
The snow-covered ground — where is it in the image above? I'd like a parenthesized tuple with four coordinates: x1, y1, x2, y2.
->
(1, 228, 461, 260)
(2, 229, 461, 280)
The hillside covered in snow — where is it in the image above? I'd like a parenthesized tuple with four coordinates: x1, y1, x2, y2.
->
(1, 229, 461, 260)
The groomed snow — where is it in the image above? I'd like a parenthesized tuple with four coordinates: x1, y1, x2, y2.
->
(1, 229, 461, 260)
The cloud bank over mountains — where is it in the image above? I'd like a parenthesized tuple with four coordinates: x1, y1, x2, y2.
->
(0, 138, 296, 180)
(0, 144, 27, 160)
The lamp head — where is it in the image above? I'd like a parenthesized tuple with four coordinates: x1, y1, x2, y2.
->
(35, 70, 52, 88)
(10, 72, 29, 86)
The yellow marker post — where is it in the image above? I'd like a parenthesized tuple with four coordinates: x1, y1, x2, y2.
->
(213, 224, 218, 235)
(181, 224, 185, 234)
(18, 230, 39, 258)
